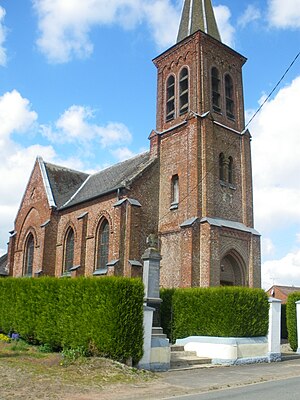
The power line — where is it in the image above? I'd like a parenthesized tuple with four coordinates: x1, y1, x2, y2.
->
(244, 50, 300, 131)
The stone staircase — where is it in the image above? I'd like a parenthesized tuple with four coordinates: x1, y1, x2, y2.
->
(170, 345, 212, 370)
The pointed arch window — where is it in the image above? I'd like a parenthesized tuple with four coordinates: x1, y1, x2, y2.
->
(219, 153, 225, 181)
(225, 74, 234, 119)
(96, 219, 109, 271)
(24, 233, 34, 276)
(179, 68, 189, 115)
(211, 67, 221, 112)
(166, 75, 175, 121)
(228, 156, 234, 184)
(64, 228, 74, 272)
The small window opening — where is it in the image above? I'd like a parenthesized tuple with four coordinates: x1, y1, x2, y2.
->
(219, 153, 225, 181)
(166, 75, 175, 121)
(171, 174, 179, 209)
(211, 67, 221, 112)
(225, 74, 234, 119)
(228, 156, 234, 184)
(179, 68, 189, 115)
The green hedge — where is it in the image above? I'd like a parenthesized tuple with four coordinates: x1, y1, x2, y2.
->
(286, 292, 300, 351)
(160, 288, 176, 342)
(0, 277, 144, 363)
(281, 304, 288, 340)
(161, 287, 269, 342)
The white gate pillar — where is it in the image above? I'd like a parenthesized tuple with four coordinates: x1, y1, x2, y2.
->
(295, 300, 300, 353)
(268, 297, 281, 362)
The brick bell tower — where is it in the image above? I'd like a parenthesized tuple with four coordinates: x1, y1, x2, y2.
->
(150, 0, 261, 288)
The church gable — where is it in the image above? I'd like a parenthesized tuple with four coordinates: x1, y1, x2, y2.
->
(15, 157, 52, 223)
(43, 161, 89, 208)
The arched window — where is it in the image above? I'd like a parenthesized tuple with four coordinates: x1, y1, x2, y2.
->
(166, 75, 175, 121)
(96, 220, 109, 271)
(219, 153, 225, 181)
(225, 74, 234, 119)
(211, 67, 221, 112)
(179, 68, 189, 115)
(64, 228, 74, 272)
(228, 156, 234, 184)
(24, 233, 34, 276)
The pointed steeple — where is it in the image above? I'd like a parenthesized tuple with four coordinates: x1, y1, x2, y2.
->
(177, 0, 221, 43)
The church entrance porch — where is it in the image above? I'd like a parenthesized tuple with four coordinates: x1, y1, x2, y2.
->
(220, 252, 246, 286)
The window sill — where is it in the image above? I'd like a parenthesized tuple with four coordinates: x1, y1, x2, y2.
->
(220, 181, 236, 190)
(226, 114, 235, 121)
(170, 202, 178, 210)
(60, 271, 71, 278)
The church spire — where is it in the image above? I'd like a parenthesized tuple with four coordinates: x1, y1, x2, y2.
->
(177, 0, 221, 43)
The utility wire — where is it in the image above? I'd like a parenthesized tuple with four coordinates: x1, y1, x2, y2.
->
(244, 50, 300, 131)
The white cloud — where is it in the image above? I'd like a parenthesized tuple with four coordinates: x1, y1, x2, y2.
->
(214, 5, 235, 47)
(0, 90, 38, 141)
(42, 105, 132, 148)
(268, 0, 300, 29)
(32, 0, 237, 63)
(251, 76, 300, 233)
(111, 146, 136, 161)
(32, 0, 181, 63)
(0, 90, 55, 253)
(0, 90, 86, 255)
(143, 0, 180, 48)
(262, 248, 300, 289)
(238, 5, 261, 28)
(262, 237, 275, 257)
(0, 6, 7, 67)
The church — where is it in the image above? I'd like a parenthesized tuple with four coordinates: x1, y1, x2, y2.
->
(6, 0, 261, 288)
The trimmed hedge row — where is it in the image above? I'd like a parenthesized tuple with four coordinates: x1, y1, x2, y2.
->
(0, 277, 144, 363)
(161, 287, 269, 342)
(286, 292, 300, 351)
(281, 303, 288, 340)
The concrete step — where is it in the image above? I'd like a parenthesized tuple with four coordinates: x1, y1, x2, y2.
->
(152, 327, 167, 339)
(170, 345, 211, 370)
(171, 350, 199, 360)
(170, 355, 211, 370)
(171, 345, 184, 352)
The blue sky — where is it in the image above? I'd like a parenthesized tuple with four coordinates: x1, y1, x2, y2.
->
(0, 0, 300, 289)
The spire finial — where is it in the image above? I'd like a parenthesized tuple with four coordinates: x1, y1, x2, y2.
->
(177, 0, 221, 43)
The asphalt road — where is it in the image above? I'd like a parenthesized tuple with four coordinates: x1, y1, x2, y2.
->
(162, 376, 300, 399)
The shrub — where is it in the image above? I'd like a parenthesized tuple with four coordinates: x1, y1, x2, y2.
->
(160, 288, 176, 342)
(161, 287, 269, 342)
(281, 304, 288, 340)
(286, 292, 300, 351)
(0, 276, 144, 363)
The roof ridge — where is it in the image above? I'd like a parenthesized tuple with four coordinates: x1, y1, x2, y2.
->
(62, 174, 92, 208)
(44, 161, 89, 176)
(89, 151, 150, 179)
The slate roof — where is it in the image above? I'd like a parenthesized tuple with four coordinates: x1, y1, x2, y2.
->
(61, 151, 153, 209)
(177, 0, 221, 43)
(0, 253, 8, 276)
(43, 162, 89, 208)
